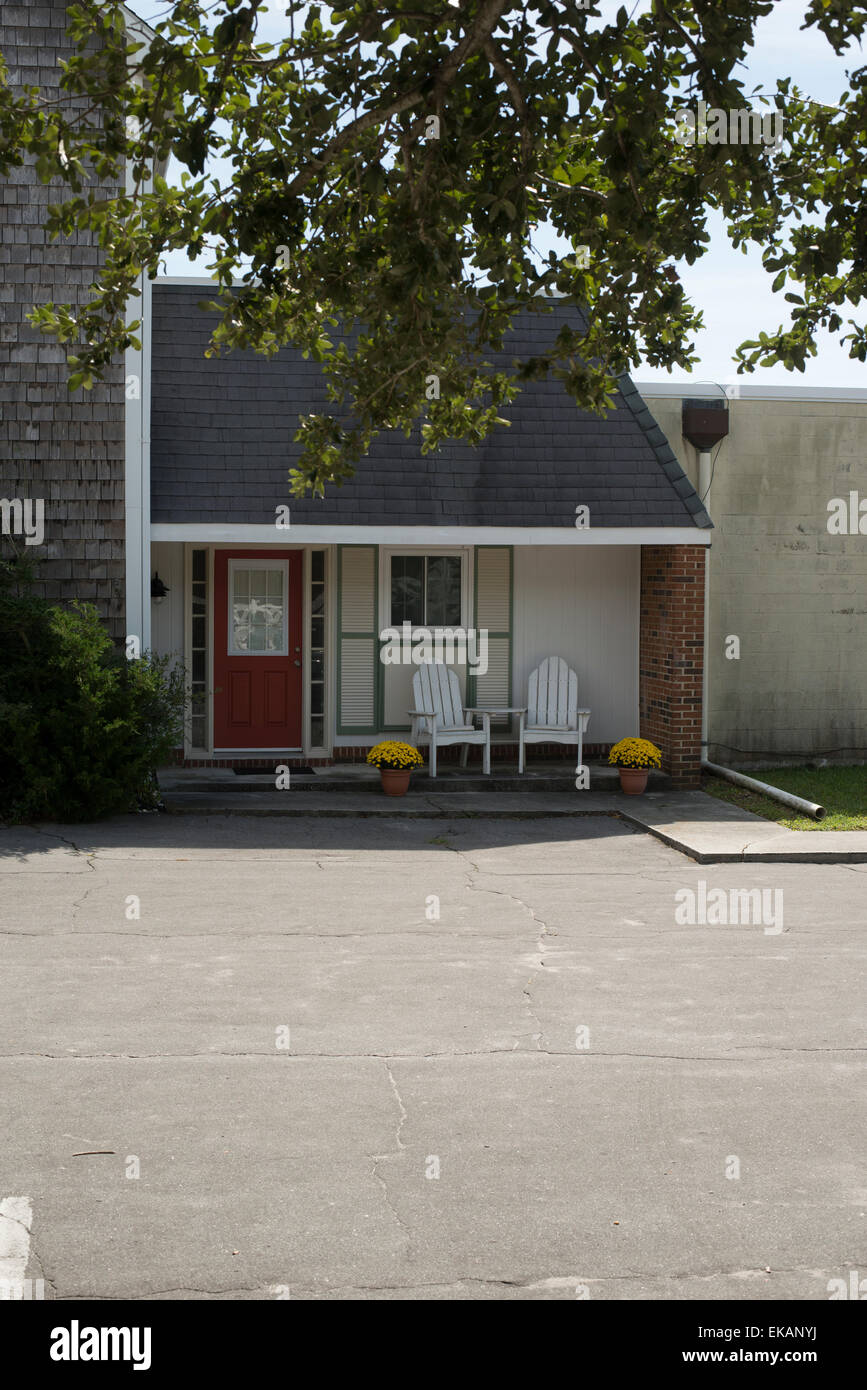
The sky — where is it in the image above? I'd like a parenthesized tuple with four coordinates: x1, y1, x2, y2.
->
(132, 0, 864, 390)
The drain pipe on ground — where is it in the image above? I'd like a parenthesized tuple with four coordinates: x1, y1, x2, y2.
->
(701, 759, 826, 821)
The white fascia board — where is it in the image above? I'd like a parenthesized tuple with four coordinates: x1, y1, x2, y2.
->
(635, 380, 867, 403)
(151, 524, 712, 546)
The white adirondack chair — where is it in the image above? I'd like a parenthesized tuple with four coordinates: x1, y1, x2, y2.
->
(409, 663, 491, 778)
(518, 656, 590, 774)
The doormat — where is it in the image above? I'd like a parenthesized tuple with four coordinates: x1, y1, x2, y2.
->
(232, 765, 317, 776)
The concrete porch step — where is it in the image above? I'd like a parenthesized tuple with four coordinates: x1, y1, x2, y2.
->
(161, 763, 671, 796)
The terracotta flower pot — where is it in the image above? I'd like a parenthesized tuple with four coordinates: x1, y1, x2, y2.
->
(618, 766, 649, 795)
(380, 768, 412, 797)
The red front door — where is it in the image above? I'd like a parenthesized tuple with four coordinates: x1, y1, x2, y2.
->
(213, 550, 303, 749)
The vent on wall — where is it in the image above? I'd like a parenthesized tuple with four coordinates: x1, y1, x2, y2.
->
(682, 398, 729, 450)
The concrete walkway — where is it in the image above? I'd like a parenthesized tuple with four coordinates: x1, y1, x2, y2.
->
(159, 770, 867, 864)
(620, 791, 867, 864)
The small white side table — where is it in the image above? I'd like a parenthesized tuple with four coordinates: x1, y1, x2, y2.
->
(464, 707, 527, 770)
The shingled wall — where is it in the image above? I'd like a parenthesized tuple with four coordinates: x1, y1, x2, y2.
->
(0, 1, 126, 643)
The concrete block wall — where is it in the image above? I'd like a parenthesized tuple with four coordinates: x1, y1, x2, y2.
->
(0, 1, 125, 642)
(645, 394, 867, 763)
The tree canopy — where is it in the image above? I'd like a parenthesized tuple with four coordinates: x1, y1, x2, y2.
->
(1, 0, 865, 494)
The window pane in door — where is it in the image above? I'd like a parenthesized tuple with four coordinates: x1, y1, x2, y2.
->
(426, 555, 461, 625)
(232, 565, 285, 653)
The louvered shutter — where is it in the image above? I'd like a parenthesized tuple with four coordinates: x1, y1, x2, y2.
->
(470, 547, 512, 722)
(337, 546, 379, 733)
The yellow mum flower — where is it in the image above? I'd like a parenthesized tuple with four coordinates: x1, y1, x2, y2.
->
(367, 741, 425, 771)
(608, 737, 662, 770)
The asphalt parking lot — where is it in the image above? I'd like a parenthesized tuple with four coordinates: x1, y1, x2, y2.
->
(1, 812, 865, 1300)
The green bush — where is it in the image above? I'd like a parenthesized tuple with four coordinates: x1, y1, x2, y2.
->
(0, 556, 186, 823)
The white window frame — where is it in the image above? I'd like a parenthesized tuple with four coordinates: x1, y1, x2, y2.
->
(379, 546, 471, 634)
(227, 557, 290, 657)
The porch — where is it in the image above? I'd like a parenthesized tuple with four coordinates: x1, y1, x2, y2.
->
(149, 536, 706, 786)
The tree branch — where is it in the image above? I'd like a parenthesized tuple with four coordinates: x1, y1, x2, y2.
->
(283, 0, 509, 196)
(482, 35, 532, 168)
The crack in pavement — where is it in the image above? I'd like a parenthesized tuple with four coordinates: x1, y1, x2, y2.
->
(0, 1199, 59, 1300)
(69, 1261, 855, 1299)
(462, 872, 554, 1050)
(20, 827, 98, 864)
(368, 1061, 412, 1250)
(1, 1048, 812, 1063)
(26, 1239, 59, 1298)
(70, 885, 98, 930)
(384, 1061, 408, 1151)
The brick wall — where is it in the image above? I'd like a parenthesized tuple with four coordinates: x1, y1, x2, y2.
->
(639, 545, 706, 786)
(181, 744, 617, 769)
(0, 2, 125, 642)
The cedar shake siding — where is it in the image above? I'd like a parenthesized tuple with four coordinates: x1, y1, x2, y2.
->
(0, 2, 126, 642)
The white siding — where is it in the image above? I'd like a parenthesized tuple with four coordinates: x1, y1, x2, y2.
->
(384, 657, 467, 726)
(512, 547, 639, 743)
(150, 541, 184, 668)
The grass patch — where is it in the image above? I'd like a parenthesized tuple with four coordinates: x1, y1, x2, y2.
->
(703, 765, 867, 831)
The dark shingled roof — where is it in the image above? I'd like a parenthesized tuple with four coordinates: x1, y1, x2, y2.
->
(150, 284, 711, 529)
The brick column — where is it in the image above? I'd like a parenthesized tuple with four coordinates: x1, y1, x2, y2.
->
(639, 545, 706, 787)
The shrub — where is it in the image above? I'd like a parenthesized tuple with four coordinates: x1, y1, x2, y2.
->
(0, 555, 186, 823)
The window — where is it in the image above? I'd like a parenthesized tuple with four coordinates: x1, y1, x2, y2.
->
(228, 561, 288, 655)
(390, 554, 461, 627)
(190, 548, 208, 749)
(309, 549, 326, 746)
